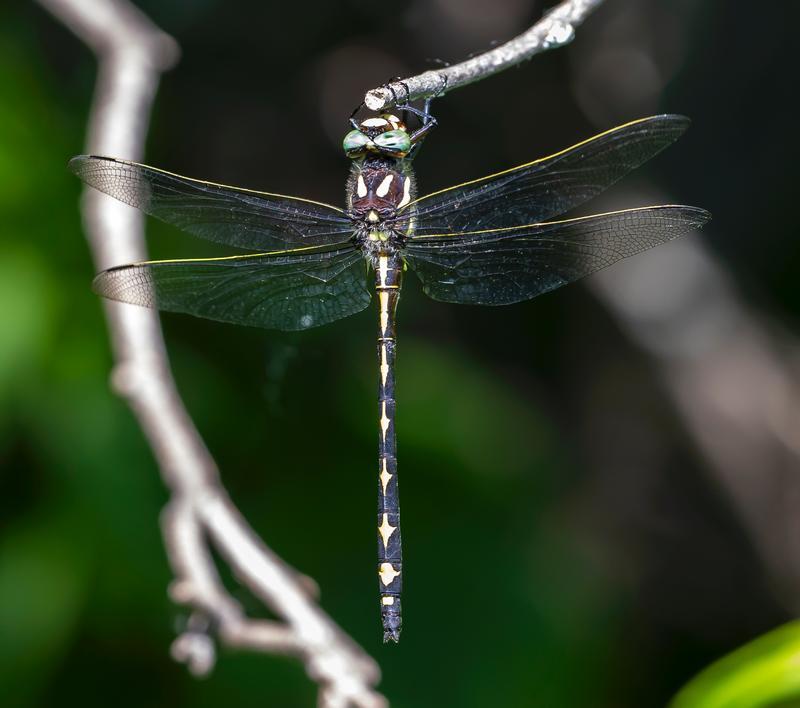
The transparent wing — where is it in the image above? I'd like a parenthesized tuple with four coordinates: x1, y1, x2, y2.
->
(399, 115, 691, 236)
(404, 206, 710, 305)
(70, 155, 354, 251)
(93, 246, 370, 331)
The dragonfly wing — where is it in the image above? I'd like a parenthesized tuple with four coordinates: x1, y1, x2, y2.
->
(93, 246, 370, 331)
(405, 206, 710, 305)
(401, 115, 692, 236)
(70, 156, 354, 251)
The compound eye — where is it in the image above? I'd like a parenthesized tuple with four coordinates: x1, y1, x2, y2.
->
(373, 129, 411, 156)
(343, 130, 371, 157)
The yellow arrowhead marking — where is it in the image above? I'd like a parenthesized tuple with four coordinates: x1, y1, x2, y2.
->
(380, 402, 390, 440)
(378, 513, 397, 549)
(380, 344, 389, 387)
(379, 458, 392, 495)
(379, 291, 389, 336)
(378, 562, 401, 587)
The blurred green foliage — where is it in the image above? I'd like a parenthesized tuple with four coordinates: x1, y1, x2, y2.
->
(1, 0, 797, 706)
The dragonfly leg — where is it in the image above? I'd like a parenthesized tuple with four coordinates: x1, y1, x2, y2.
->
(349, 101, 365, 131)
(405, 71, 446, 137)
(401, 101, 439, 160)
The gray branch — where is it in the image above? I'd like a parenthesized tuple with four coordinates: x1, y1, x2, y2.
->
(37, 0, 385, 704)
(364, 0, 605, 111)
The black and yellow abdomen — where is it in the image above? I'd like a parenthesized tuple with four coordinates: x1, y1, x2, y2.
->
(374, 251, 404, 642)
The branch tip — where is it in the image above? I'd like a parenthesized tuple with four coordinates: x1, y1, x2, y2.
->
(171, 632, 216, 677)
(362, 0, 605, 110)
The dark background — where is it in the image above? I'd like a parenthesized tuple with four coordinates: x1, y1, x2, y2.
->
(1, 1, 798, 706)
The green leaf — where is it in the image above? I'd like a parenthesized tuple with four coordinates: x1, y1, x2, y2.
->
(670, 621, 800, 708)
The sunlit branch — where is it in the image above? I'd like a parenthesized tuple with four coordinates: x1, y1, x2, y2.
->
(36, 0, 386, 705)
(363, 0, 605, 111)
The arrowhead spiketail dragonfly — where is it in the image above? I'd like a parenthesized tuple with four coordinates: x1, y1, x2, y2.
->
(70, 109, 710, 643)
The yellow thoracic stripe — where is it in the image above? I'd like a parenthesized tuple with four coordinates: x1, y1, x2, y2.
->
(126, 243, 355, 268)
(92, 156, 347, 214)
(409, 205, 692, 240)
(401, 116, 666, 211)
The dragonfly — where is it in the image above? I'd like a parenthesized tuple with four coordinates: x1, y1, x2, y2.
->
(70, 110, 710, 643)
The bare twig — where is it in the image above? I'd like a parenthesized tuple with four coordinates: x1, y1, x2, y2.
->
(364, 0, 605, 111)
(37, 0, 385, 704)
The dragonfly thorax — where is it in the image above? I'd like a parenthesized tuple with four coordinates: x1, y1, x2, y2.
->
(348, 156, 416, 259)
(350, 163, 412, 215)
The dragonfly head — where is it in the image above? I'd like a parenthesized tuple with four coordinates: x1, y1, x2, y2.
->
(343, 114, 412, 159)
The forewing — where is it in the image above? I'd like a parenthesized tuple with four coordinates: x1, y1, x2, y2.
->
(405, 206, 710, 305)
(401, 115, 691, 236)
(70, 156, 354, 251)
(93, 246, 370, 331)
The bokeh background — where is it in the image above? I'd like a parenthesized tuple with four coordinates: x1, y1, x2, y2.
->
(2, 1, 799, 706)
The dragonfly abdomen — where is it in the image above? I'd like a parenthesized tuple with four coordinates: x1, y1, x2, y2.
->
(375, 252, 403, 642)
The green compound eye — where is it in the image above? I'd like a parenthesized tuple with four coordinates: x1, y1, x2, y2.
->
(343, 130, 370, 156)
(373, 129, 411, 155)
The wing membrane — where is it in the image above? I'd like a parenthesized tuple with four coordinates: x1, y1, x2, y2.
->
(405, 206, 710, 305)
(70, 156, 354, 251)
(93, 246, 370, 331)
(400, 115, 691, 236)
